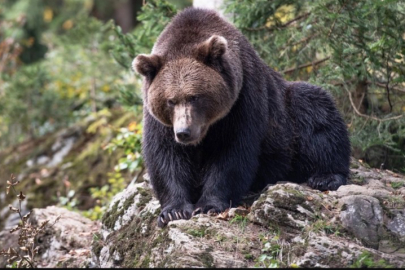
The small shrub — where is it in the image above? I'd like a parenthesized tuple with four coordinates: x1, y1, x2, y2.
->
(0, 174, 59, 268)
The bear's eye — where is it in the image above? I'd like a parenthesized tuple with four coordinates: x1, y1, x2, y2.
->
(167, 99, 176, 107)
(189, 96, 199, 103)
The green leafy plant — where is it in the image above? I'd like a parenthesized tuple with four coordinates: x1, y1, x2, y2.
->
(79, 122, 144, 221)
(105, 124, 144, 173)
(0, 174, 59, 268)
(350, 251, 393, 268)
(0, 2, 127, 149)
(82, 172, 127, 221)
(57, 189, 78, 210)
(255, 233, 299, 268)
(256, 236, 282, 268)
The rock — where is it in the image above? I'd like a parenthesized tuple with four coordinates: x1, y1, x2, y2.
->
(228, 207, 250, 218)
(339, 195, 384, 248)
(248, 183, 336, 233)
(2, 158, 405, 268)
(92, 176, 265, 268)
(95, 208, 264, 268)
(0, 206, 101, 268)
(91, 160, 405, 268)
(336, 182, 392, 198)
(0, 230, 19, 267)
(100, 176, 156, 238)
(30, 206, 101, 268)
(386, 212, 405, 245)
(295, 235, 404, 268)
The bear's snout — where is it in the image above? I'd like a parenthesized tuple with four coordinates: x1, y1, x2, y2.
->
(175, 127, 191, 142)
(174, 124, 203, 145)
(172, 103, 207, 145)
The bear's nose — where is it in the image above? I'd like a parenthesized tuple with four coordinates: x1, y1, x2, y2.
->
(175, 128, 191, 141)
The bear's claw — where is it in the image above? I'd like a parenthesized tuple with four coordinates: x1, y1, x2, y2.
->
(307, 173, 347, 191)
(194, 197, 229, 216)
(207, 209, 220, 216)
(192, 207, 202, 216)
(192, 205, 222, 216)
(157, 203, 194, 228)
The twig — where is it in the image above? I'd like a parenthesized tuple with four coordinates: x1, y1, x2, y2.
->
(8, 186, 35, 268)
(282, 56, 330, 74)
(357, 92, 365, 112)
(283, 12, 311, 28)
(290, 33, 320, 47)
(384, 51, 393, 111)
(332, 79, 405, 93)
(11, 186, 24, 222)
(3, 174, 59, 268)
(21, 256, 34, 269)
(344, 86, 403, 122)
(372, 81, 405, 93)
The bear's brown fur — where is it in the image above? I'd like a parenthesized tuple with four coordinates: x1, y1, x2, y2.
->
(133, 7, 351, 227)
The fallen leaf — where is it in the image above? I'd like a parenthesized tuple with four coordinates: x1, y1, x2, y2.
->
(216, 209, 229, 220)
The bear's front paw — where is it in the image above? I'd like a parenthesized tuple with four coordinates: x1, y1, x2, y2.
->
(307, 173, 347, 191)
(158, 202, 194, 228)
(193, 197, 230, 216)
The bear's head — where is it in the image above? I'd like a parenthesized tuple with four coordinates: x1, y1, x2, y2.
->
(133, 35, 241, 145)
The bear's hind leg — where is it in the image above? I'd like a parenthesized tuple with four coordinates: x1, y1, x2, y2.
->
(288, 82, 351, 192)
(307, 173, 347, 191)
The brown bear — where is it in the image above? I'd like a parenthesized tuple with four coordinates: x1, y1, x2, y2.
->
(133, 7, 351, 227)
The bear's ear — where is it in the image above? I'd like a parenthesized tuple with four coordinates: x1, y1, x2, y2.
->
(132, 54, 162, 79)
(196, 35, 228, 62)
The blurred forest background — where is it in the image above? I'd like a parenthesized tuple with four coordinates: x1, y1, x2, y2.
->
(0, 0, 404, 223)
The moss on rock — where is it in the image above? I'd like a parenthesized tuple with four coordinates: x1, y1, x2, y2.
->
(136, 187, 153, 209)
(200, 251, 214, 268)
(106, 213, 168, 268)
(102, 193, 135, 231)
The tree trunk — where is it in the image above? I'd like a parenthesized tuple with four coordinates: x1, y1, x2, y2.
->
(114, 0, 134, 33)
